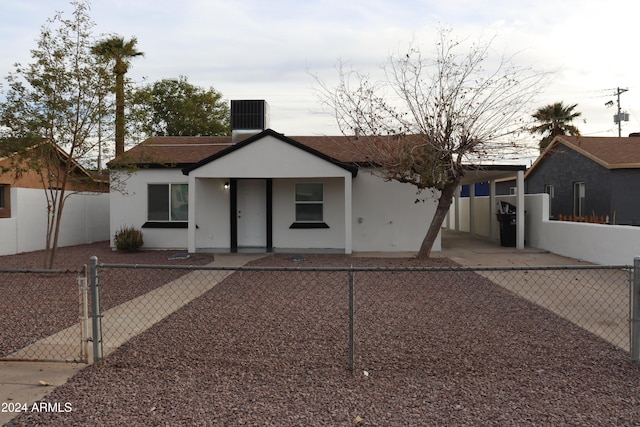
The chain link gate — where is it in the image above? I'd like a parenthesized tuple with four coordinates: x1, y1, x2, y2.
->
(0, 266, 89, 363)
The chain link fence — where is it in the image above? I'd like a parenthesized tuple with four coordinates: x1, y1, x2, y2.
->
(89, 259, 639, 370)
(2, 258, 638, 367)
(90, 262, 351, 368)
(352, 266, 634, 372)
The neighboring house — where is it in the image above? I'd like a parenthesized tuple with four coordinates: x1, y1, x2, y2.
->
(525, 135, 640, 224)
(108, 100, 442, 254)
(0, 141, 110, 255)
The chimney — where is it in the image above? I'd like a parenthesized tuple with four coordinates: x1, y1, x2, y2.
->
(231, 100, 270, 142)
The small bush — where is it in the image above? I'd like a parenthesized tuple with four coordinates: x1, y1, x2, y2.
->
(114, 226, 144, 252)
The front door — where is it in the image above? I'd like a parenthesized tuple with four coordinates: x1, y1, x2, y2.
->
(236, 179, 267, 249)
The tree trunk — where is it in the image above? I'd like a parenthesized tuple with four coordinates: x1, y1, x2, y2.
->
(416, 180, 460, 259)
(115, 72, 125, 156)
(47, 193, 66, 269)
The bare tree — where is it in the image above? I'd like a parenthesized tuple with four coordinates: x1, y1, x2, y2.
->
(0, 0, 109, 268)
(316, 28, 547, 258)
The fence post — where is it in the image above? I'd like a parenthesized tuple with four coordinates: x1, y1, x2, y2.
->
(77, 265, 89, 363)
(90, 256, 103, 364)
(632, 257, 640, 364)
(348, 269, 355, 371)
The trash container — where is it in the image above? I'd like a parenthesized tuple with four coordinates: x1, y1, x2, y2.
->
(496, 201, 516, 247)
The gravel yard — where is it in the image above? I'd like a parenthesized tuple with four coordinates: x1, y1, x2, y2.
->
(4, 247, 640, 425)
(0, 242, 214, 357)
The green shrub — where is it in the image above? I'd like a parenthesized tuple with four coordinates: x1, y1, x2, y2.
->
(114, 226, 144, 252)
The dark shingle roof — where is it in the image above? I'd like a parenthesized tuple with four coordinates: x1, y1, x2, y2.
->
(109, 136, 234, 167)
(527, 136, 640, 176)
(108, 133, 374, 168)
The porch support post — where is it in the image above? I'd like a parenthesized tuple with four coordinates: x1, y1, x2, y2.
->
(454, 186, 460, 231)
(187, 174, 196, 253)
(516, 170, 525, 249)
(344, 175, 352, 254)
(489, 179, 497, 242)
(469, 182, 476, 236)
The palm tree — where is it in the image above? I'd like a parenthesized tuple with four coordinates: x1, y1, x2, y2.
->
(92, 36, 143, 156)
(531, 102, 581, 152)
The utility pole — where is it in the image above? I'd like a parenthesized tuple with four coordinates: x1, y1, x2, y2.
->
(612, 87, 629, 137)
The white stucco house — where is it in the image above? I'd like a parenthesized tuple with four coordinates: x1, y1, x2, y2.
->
(108, 100, 444, 254)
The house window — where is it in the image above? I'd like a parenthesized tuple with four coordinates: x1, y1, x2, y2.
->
(148, 184, 188, 221)
(0, 184, 9, 219)
(295, 183, 323, 222)
(573, 181, 585, 217)
(544, 184, 554, 216)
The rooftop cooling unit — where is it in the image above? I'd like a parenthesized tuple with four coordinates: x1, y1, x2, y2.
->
(231, 100, 270, 131)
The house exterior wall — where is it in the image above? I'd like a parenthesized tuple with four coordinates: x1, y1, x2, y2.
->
(351, 170, 441, 252)
(0, 157, 46, 189)
(192, 177, 349, 252)
(0, 187, 109, 256)
(186, 134, 354, 253)
(193, 178, 230, 250)
(188, 135, 352, 179)
(272, 177, 346, 251)
(111, 167, 441, 253)
(610, 170, 640, 225)
(526, 145, 611, 219)
(110, 169, 189, 249)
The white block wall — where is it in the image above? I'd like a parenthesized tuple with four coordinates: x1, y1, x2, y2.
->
(0, 187, 110, 256)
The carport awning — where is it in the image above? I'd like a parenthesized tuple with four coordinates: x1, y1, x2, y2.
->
(455, 164, 527, 250)
(459, 164, 527, 185)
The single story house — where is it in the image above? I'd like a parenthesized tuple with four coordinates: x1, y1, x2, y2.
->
(109, 100, 447, 254)
(525, 135, 640, 224)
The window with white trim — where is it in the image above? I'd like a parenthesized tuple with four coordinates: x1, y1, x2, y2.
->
(148, 184, 188, 221)
(0, 184, 5, 209)
(295, 183, 323, 222)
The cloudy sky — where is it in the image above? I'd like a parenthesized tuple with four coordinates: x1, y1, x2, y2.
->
(1, 0, 639, 162)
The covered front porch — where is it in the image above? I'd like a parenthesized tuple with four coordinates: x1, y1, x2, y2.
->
(182, 131, 357, 254)
(186, 176, 353, 254)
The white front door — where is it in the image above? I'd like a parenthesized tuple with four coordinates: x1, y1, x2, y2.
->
(237, 179, 267, 248)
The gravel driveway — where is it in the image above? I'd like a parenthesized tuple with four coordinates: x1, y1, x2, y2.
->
(4, 246, 640, 425)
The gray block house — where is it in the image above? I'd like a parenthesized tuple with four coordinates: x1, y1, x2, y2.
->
(525, 135, 640, 225)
